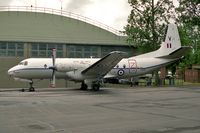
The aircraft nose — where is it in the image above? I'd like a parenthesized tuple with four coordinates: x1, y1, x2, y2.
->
(8, 68, 15, 76)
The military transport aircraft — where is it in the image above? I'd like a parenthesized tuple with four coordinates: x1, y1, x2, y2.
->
(8, 24, 189, 91)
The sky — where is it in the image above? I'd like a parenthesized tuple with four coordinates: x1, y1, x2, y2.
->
(0, 0, 131, 31)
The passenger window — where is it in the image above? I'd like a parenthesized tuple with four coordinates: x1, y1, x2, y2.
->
(123, 64, 126, 68)
(116, 65, 119, 68)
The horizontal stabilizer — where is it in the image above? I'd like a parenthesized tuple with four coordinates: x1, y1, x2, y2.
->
(157, 46, 190, 59)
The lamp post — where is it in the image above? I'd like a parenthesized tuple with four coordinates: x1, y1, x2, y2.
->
(34, 0, 37, 12)
(194, 26, 198, 52)
(35, 0, 37, 7)
(192, 26, 198, 54)
(59, 0, 63, 14)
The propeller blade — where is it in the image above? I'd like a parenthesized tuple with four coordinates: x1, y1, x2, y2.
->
(52, 48, 56, 67)
(50, 70, 56, 88)
(50, 48, 56, 88)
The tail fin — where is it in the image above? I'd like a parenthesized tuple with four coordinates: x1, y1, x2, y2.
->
(134, 24, 189, 59)
(158, 23, 181, 56)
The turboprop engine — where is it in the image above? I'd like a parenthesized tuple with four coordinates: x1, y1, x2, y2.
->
(55, 63, 74, 72)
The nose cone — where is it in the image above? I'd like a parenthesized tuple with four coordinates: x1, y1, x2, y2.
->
(8, 67, 15, 76)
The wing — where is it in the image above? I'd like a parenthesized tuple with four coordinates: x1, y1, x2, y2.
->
(81, 51, 127, 78)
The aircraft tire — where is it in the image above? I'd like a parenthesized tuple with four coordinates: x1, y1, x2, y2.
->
(29, 87, 35, 92)
(81, 82, 88, 90)
(92, 84, 100, 91)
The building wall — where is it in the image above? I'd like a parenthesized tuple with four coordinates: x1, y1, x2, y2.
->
(0, 41, 134, 58)
(0, 11, 127, 45)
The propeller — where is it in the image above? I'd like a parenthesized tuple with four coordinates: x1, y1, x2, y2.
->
(49, 48, 57, 88)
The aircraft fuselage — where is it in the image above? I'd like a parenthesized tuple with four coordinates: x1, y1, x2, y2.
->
(8, 57, 177, 81)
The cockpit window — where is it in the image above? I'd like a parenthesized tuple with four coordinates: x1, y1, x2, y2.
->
(18, 62, 23, 65)
(24, 61, 28, 66)
(18, 61, 28, 66)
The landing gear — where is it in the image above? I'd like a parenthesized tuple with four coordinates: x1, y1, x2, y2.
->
(92, 83, 100, 91)
(80, 82, 88, 90)
(80, 81, 100, 91)
(29, 81, 35, 92)
(20, 82, 35, 92)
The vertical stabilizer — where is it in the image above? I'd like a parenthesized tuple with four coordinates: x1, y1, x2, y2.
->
(159, 23, 181, 55)
(133, 24, 186, 59)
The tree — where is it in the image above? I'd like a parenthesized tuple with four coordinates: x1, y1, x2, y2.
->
(124, 0, 175, 53)
(125, 0, 175, 85)
(176, 0, 200, 69)
(176, 0, 200, 27)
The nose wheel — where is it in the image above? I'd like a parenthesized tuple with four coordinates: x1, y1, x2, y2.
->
(29, 81, 35, 92)
(20, 81, 35, 92)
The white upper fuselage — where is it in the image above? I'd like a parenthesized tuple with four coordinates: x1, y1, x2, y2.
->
(8, 57, 176, 81)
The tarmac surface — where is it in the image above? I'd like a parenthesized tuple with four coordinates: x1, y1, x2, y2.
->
(0, 86, 200, 133)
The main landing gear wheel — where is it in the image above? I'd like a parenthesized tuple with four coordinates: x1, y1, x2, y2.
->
(80, 82, 88, 90)
(92, 84, 100, 91)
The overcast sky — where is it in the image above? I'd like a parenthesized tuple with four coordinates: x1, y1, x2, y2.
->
(0, 0, 179, 31)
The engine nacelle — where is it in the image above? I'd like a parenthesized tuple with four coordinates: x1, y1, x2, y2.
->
(14, 78, 32, 83)
(65, 70, 88, 81)
(56, 63, 74, 72)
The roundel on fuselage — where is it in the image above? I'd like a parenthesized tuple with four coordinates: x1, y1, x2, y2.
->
(118, 69, 124, 76)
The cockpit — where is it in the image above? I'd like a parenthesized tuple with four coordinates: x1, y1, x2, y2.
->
(18, 61, 28, 66)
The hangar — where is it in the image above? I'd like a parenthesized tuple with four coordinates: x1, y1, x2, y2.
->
(0, 6, 135, 88)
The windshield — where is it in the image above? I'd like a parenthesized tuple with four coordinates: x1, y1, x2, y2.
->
(18, 61, 28, 66)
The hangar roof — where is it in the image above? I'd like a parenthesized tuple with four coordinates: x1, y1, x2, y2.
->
(0, 7, 127, 46)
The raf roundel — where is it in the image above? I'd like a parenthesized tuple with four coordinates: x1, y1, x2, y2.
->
(118, 69, 124, 76)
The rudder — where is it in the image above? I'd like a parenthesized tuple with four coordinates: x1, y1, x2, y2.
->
(159, 24, 181, 55)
